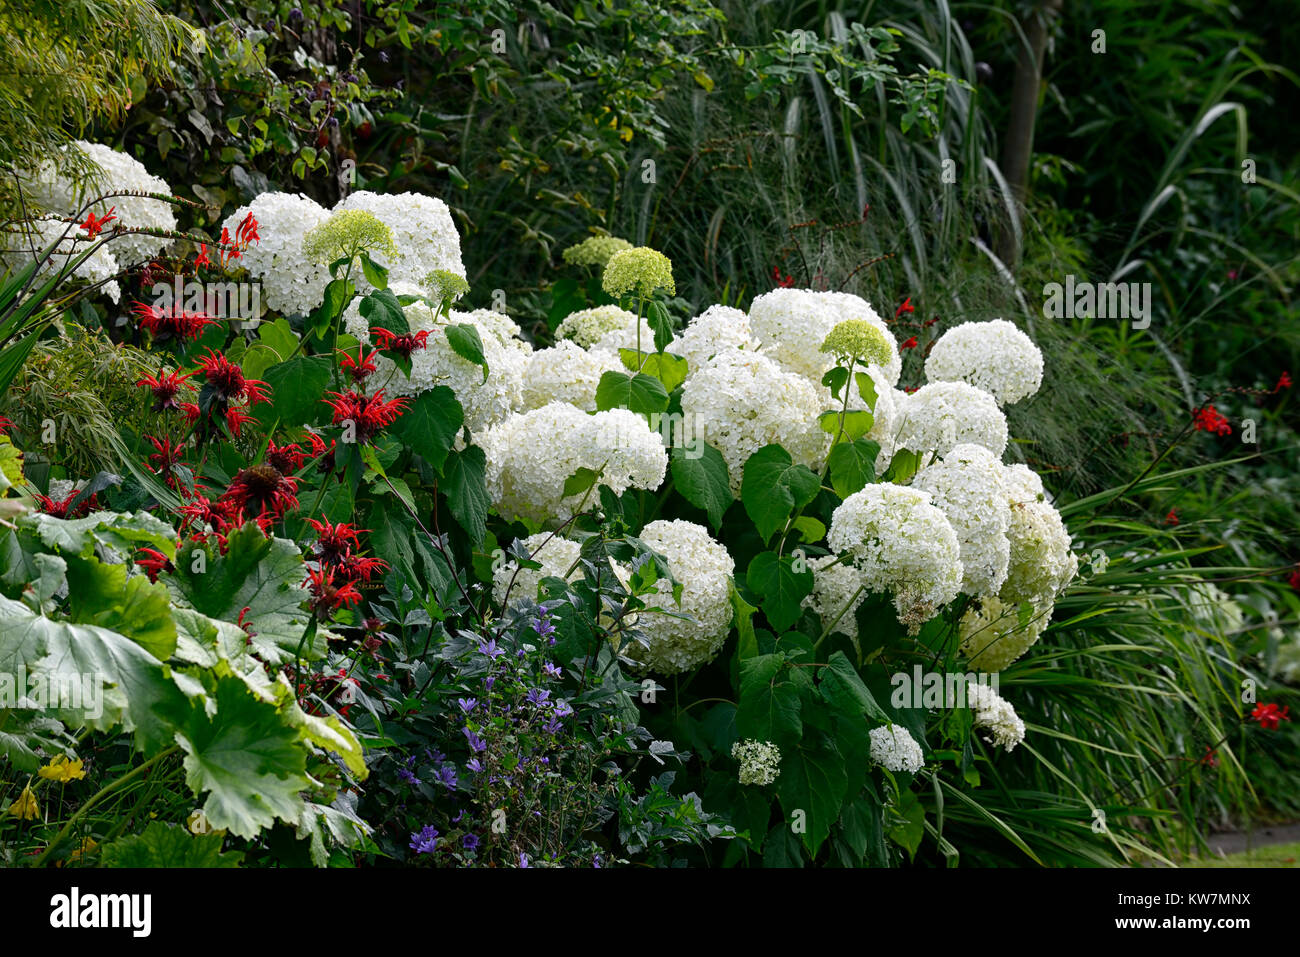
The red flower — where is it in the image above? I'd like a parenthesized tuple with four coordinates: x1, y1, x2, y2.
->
(1164, 508, 1179, 525)
(220, 464, 299, 521)
(224, 405, 258, 437)
(135, 547, 173, 583)
(771, 266, 794, 288)
(137, 369, 194, 412)
(79, 207, 117, 239)
(197, 349, 271, 405)
(339, 554, 388, 583)
(372, 327, 431, 359)
(1249, 702, 1291, 731)
(1199, 745, 1218, 768)
(179, 402, 201, 424)
(35, 489, 97, 519)
(895, 297, 914, 319)
(178, 494, 230, 534)
(1287, 565, 1300, 591)
(308, 518, 364, 558)
(146, 435, 186, 474)
(236, 212, 261, 247)
(900, 335, 918, 350)
(267, 439, 308, 474)
(306, 565, 363, 616)
(0, 415, 13, 432)
(1192, 404, 1232, 436)
(323, 389, 409, 445)
(341, 348, 379, 383)
(903, 385, 919, 394)
(1276, 371, 1292, 392)
(132, 302, 216, 341)
(194, 243, 212, 269)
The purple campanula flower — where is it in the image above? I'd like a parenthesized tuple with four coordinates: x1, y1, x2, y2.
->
(532, 611, 555, 641)
(553, 700, 574, 718)
(457, 697, 478, 714)
(463, 727, 487, 753)
(398, 767, 421, 786)
(525, 688, 551, 707)
(452, 809, 466, 825)
(542, 714, 562, 734)
(480, 639, 503, 660)
(438, 764, 459, 789)
(542, 661, 562, 680)
(409, 825, 439, 855)
(485, 676, 496, 692)
(467, 757, 483, 773)
(462, 834, 481, 852)
(519, 852, 530, 868)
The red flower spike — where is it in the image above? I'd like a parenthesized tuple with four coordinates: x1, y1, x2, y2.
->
(194, 243, 212, 270)
(900, 335, 918, 350)
(1249, 702, 1291, 731)
(1164, 508, 1179, 526)
(1277, 371, 1292, 392)
(895, 297, 914, 319)
(1192, 404, 1232, 437)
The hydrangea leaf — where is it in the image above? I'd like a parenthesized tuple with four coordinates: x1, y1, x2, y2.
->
(826, 438, 880, 499)
(619, 348, 687, 392)
(818, 651, 888, 723)
(388, 385, 463, 473)
(736, 652, 803, 746)
(445, 324, 489, 383)
(359, 288, 409, 336)
(817, 409, 874, 442)
(747, 551, 813, 632)
(442, 445, 490, 545)
(740, 445, 820, 542)
(263, 356, 333, 427)
(777, 736, 849, 858)
(595, 370, 669, 414)
(670, 443, 731, 530)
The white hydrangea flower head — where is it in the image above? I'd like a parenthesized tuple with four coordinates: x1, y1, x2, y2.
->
(813, 290, 903, 385)
(668, 305, 760, 372)
(868, 724, 925, 773)
(681, 348, 826, 493)
(335, 190, 465, 294)
(966, 682, 1027, 751)
(828, 484, 963, 630)
(521, 340, 622, 412)
(627, 519, 735, 675)
(223, 192, 331, 316)
(747, 287, 843, 381)
(731, 739, 782, 786)
(924, 319, 1044, 406)
(555, 304, 642, 349)
(911, 444, 1011, 597)
(959, 594, 1055, 671)
(478, 402, 667, 526)
(343, 288, 526, 433)
(562, 234, 634, 269)
(802, 555, 866, 640)
(1001, 466, 1078, 605)
(24, 141, 178, 266)
(1, 219, 122, 303)
(492, 533, 583, 607)
(893, 381, 1008, 461)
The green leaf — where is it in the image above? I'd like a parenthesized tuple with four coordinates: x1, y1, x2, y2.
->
(740, 445, 820, 542)
(619, 348, 688, 392)
(360, 253, 389, 290)
(883, 448, 921, 484)
(670, 444, 732, 530)
(445, 324, 489, 382)
(311, 278, 354, 337)
(256, 318, 299, 360)
(387, 386, 463, 472)
(885, 790, 926, 860)
(359, 288, 408, 336)
(789, 516, 826, 545)
(102, 821, 243, 868)
(263, 356, 332, 427)
(731, 583, 760, 660)
(826, 439, 880, 499)
(817, 409, 874, 441)
(442, 446, 490, 545)
(778, 739, 850, 857)
(854, 371, 878, 412)
(747, 551, 813, 632)
(736, 653, 803, 745)
(174, 673, 310, 839)
(822, 366, 849, 399)
(819, 651, 888, 722)
(595, 370, 669, 414)
(562, 466, 600, 498)
(646, 299, 675, 353)
(65, 561, 177, 661)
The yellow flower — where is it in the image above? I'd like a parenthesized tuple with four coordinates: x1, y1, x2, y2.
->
(70, 837, 98, 862)
(7, 785, 39, 820)
(37, 754, 87, 783)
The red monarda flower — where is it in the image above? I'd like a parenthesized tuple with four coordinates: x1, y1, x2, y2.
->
(306, 565, 363, 616)
(132, 302, 216, 341)
(219, 464, 300, 521)
(1192, 404, 1232, 436)
(197, 349, 271, 405)
(340, 348, 379, 383)
(135, 547, 174, 583)
(323, 389, 409, 445)
(178, 494, 230, 535)
(372, 327, 431, 359)
(137, 369, 194, 412)
(0, 415, 13, 432)
(36, 489, 97, 519)
(308, 518, 364, 560)
(225, 405, 259, 437)
(146, 435, 186, 473)
(1287, 565, 1300, 592)
(79, 206, 117, 239)
(1249, 702, 1291, 731)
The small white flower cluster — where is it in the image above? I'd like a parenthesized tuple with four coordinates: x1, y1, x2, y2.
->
(555, 305, 645, 352)
(521, 340, 622, 412)
(629, 519, 735, 675)
(911, 444, 1011, 597)
(335, 190, 466, 294)
(958, 595, 1054, 671)
(681, 349, 826, 492)
(828, 484, 963, 631)
(478, 402, 667, 526)
(924, 319, 1043, 406)
(7, 141, 183, 301)
(966, 682, 1026, 751)
(894, 381, 1009, 462)
(342, 287, 528, 433)
(491, 533, 582, 607)
(731, 739, 782, 786)
(749, 288, 901, 385)
(223, 192, 332, 316)
(868, 724, 925, 773)
(803, 555, 866, 640)
(667, 305, 760, 371)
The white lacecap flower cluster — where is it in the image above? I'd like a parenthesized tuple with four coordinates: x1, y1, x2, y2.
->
(629, 519, 735, 675)
(828, 484, 963, 631)
(731, 739, 782, 786)
(803, 555, 866, 640)
(521, 340, 622, 412)
(222, 188, 466, 316)
(924, 319, 1044, 406)
(868, 724, 925, 773)
(478, 402, 667, 526)
(6, 141, 181, 302)
(965, 681, 1026, 751)
(893, 380, 1009, 462)
(748, 288, 902, 386)
(681, 348, 826, 493)
(911, 444, 1011, 597)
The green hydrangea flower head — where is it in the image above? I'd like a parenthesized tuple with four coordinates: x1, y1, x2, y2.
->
(562, 234, 633, 269)
(820, 319, 893, 367)
(423, 269, 470, 306)
(602, 246, 675, 300)
(303, 209, 397, 266)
